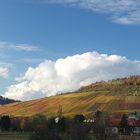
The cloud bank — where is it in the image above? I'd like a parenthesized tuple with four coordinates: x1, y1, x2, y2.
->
(4, 52, 140, 100)
(46, 0, 140, 25)
(0, 41, 40, 52)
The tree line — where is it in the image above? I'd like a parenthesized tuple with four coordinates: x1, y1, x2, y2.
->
(0, 111, 135, 140)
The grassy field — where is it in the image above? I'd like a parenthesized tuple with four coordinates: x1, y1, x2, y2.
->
(106, 135, 140, 140)
(0, 132, 30, 140)
(0, 76, 139, 118)
(0, 133, 140, 140)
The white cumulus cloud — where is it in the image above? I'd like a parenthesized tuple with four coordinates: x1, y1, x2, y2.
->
(46, 0, 140, 25)
(4, 52, 140, 101)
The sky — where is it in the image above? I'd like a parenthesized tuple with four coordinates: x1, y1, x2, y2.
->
(1, 0, 140, 100)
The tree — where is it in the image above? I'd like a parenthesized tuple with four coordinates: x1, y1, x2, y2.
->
(119, 114, 131, 134)
(93, 110, 105, 140)
(30, 114, 61, 140)
(11, 118, 20, 131)
(48, 117, 56, 131)
(31, 114, 48, 133)
(57, 117, 66, 133)
(0, 116, 11, 131)
(68, 115, 89, 140)
(20, 119, 26, 131)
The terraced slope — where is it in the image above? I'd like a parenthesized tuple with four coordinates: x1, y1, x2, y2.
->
(0, 76, 140, 117)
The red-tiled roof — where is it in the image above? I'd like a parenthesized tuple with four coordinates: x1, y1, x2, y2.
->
(128, 118, 137, 127)
(110, 118, 120, 127)
(110, 118, 138, 127)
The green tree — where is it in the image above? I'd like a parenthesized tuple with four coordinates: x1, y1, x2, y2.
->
(20, 119, 26, 131)
(57, 117, 67, 133)
(93, 110, 105, 140)
(31, 114, 48, 133)
(119, 114, 130, 134)
(30, 114, 61, 140)
(0, 116, 11, 131)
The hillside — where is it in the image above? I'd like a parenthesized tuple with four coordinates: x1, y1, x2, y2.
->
(0, 76, 140, 117)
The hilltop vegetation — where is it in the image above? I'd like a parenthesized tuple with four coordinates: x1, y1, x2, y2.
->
(77, 75, 140, 96)
(0, 76, 140, 117)
(0, 96, 18, 105)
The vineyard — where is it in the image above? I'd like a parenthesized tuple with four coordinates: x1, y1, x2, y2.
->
(0, 76, 140, 118)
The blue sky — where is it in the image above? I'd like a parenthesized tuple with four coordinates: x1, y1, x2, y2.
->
(1, 0, 140, 100)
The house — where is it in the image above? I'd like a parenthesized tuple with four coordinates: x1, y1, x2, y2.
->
(133, 127, 140, 135)
(105, 127, 118, 136)
(109, 112, 138, 128)
(128, 118, 137, 127)
(109, 113, 121, 127)
(83, 119, 94, 123)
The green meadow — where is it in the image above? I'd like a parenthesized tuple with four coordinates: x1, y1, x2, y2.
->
(0, 132, 30, 140)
